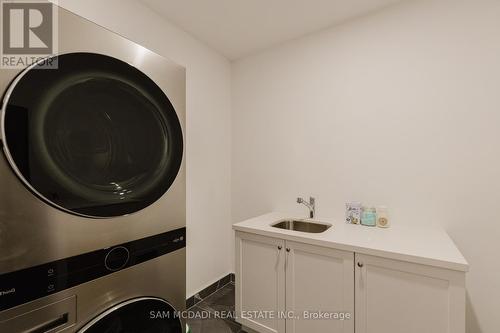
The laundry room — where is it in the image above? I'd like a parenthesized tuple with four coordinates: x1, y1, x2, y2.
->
(0, 0, 498, 332)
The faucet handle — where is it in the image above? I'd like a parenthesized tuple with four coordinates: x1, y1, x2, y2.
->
(309, 197, 315, 205)
(297, 197, 304, 204)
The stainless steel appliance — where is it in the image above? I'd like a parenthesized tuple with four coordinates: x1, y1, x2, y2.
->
(0, 230, 186, 332)
(0, 4, 186, 332)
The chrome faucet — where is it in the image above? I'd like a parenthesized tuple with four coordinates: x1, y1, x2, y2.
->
(297, 196, 315, 219)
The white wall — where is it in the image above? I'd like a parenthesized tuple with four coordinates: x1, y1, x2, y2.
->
(232, 0, 500, 332)
(52, 0, 232, 298)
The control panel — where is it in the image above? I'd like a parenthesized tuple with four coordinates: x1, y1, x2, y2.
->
(0, 227, 185, 311)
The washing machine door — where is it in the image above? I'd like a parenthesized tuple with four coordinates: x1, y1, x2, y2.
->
(78, 297, 183, 333)
(1, 52, 183, 218)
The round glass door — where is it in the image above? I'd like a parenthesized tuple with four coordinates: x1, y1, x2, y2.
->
(1, 52, 183, 218)
(79, 297, 182, 333)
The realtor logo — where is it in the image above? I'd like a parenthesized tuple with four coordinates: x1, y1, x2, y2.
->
(1, 0, 57, 68)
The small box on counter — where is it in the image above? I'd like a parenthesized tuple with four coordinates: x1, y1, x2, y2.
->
(345, 202, 362, 224)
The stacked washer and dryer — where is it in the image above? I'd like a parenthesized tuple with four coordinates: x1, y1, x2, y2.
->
(0, 5, 186, 333)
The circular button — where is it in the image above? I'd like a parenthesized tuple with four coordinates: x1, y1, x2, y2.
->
(105, 246, 130, 271)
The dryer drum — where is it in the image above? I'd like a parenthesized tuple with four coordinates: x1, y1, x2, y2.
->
(78, 297, 182, 333)
(0, 52, 184, 218)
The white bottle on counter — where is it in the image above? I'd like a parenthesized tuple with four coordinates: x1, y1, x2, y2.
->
(376, 206, 390, 228)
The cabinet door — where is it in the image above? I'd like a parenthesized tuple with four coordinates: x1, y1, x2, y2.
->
(285, 240, 354, 333)
(355, 253, 465, 333)
(235, 232, 286, 333)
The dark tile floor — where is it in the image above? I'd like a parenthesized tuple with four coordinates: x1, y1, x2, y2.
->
(187, 283, 247, 333)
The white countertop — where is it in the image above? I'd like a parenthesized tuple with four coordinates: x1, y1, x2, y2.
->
(233, 212, 469, 272)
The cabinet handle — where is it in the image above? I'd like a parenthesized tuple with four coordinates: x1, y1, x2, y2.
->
(278, 245, 282, 250)
(285, 247, 290, 269)
(357, 262, 364, 268)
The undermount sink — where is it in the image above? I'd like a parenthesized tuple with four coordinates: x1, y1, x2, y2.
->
(271, 219, 331, 233)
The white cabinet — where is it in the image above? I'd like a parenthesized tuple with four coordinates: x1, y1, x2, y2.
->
(354, 253, 465, 333)
(236, 231, 466, 333)
(235, 231, 354, 333)
(235, 232, 285, 333)
(285, 240, 354, 333)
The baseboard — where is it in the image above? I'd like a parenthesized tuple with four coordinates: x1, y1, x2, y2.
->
(186, 273, 235, 309)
